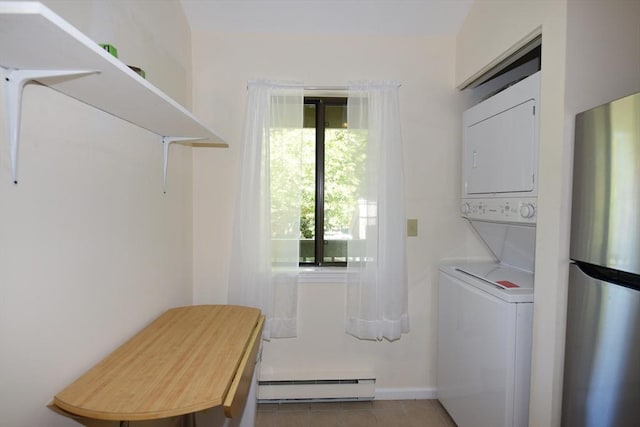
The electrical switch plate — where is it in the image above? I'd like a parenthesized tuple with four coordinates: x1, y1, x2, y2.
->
(407, 219, 418, 237)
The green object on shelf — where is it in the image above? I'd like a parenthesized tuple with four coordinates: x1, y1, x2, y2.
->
(99, 43, 118, 58)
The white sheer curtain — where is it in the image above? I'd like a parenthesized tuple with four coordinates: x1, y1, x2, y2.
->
(346, 81, 409, 341)
(228, 81, 303, 339)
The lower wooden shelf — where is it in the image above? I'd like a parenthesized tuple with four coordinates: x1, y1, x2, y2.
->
(52, 305, 263, 422)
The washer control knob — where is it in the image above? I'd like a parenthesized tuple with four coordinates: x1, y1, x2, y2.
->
(461, 202, 471, 215)
(520, 203, 536, 218)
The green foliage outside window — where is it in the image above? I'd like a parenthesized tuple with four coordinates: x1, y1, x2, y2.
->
(269, 127, 366, 241)
(316, 128, 366, 240)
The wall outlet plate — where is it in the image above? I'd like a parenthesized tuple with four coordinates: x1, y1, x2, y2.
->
(407, 219, 418, 237)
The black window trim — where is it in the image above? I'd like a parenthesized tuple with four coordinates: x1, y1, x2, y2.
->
(302, 96, 348, 267)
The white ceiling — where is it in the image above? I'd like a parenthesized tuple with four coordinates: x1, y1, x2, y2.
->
(180, 0, 474, 36)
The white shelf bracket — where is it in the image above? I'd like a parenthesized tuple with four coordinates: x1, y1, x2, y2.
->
(2, 68, 97, 184)
(162, 136, 203, 193)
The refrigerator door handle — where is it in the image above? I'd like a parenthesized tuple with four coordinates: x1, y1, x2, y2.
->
(573, 260, 640, 292)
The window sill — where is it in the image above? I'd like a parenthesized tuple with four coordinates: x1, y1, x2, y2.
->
(299, 267, 347, 284)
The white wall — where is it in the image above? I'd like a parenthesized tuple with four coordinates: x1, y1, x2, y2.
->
(0, 1, 195, 426)
(456, 1, 640, 426)
(565, 0, 640, 113)
(190, 31, 491, 395)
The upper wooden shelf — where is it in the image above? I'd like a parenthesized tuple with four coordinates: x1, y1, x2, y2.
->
(0, 1, 226, 189)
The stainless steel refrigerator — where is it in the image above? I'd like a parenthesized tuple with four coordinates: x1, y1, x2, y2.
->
(562, 92, 640, 427)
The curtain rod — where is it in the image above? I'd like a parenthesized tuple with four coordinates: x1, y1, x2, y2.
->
(246, 81, 347, 91)
(304, 84, 402, 91)
(247, 81, 401, 91)
(304, 86, 348, 91)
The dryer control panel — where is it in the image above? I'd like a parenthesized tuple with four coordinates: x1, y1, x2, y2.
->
(461, 197, 537, 224)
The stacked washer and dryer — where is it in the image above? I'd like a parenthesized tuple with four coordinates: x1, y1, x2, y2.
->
(437, 72, 541, 427)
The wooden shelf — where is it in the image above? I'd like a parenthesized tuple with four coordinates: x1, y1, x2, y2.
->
(0, 1, 227, 190)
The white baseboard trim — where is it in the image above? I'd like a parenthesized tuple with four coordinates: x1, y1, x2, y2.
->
(375, 387, 437, 400)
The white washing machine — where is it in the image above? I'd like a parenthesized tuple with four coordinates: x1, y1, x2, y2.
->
(437, 72, 540, 427)
(437, 262, 534, 427)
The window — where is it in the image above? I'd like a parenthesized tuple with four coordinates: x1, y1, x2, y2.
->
(299, 97, 366, 266)
(232, 81, 408, 340)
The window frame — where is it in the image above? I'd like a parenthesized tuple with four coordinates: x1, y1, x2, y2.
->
(302, 96, 349, 267)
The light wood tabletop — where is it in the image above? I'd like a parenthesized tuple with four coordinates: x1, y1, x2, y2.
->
(53, 305, 263, 421)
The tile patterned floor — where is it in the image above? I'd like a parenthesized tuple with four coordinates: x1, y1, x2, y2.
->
(256, 399, 457, 427)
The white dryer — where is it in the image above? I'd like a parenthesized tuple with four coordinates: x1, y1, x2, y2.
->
(437, 72, 540, 427)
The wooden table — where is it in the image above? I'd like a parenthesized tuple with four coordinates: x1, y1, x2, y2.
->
(52, 305, 264, 423)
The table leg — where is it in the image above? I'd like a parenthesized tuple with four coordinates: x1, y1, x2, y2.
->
(181, 412, 196, 427)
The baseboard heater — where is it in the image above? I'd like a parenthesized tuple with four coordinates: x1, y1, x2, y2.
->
(257, 377, 376, 403)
